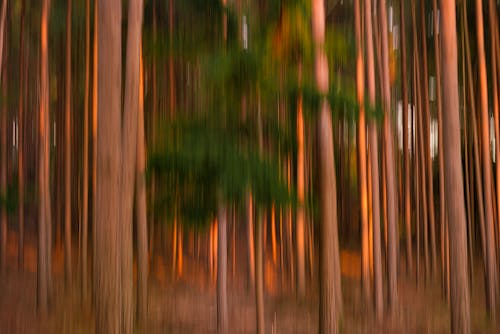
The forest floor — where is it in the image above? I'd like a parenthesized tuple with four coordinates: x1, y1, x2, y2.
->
(0, 227, 499, 333)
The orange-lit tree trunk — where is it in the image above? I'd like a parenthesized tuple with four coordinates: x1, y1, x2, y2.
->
(95, 0, 121, 331)
(136, 47, 148, 326)
(312, 0, 342, 330)
(400, 0, 412, 275)
(217, 204, 228, 333)
(440, 0, 471, 330)
(255, 211, 265, 334)
(17, 0, 24, 271)
(354, 0, 370, 304)
(38, 0, 52, 316)
(475, 0, 497, 317)
(379, 0, 398, 309)
(81, 0, 90, 302)
(121, 0, 144, 331)
(92, 0, 98, 306)
(365, 0, 383, 320)
(0, 0, 7, 273)
(64, 0, 73, 285)
(296, 63, 306, 297)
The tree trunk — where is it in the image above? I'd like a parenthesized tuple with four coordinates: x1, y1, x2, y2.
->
(17, 0, 24, 271)
(365, 0, 383, 320)
(217, 204, 228, 334)
(247, 192, 255, 289)
(379, 0, 398, 309)
(400, 0, 412, 275)
(64, 0, 73, 285)
(95, 0, 122, 331)
(354, 0, 370, 304)
(440, 0, 471, 331)
(0, 0, 7, 273)
(121, 0, 144, 331)
(38, 0, 52, 316)
(312, 0, 342, 330)
(296, 63, 306, 297)
(81, 0, 90, 302)
(255, 211, 265, 334)
(92, 0, 98, 307)
(474, 0, 497, 317)
(136, 46, 148, 326)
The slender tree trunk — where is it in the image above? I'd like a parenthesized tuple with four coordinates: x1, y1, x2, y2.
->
(0, 0, 7, 273)
(440, 0, 471, 331)
(81, 0, 90, 302)
(400, 0, 412, 275)
(217, 204, 228, 334)
(38, 0, 51, 316)
(312, 0, 342, 330)
(296, 63, 306, 297)
(92, 0, 98, 306)
(95, 0, 121, 331)
(169, 0, 174, 117)
(354, 0, 370, 304)
(136, 46, 148, 326)
(475, 0, 497, 317)
(419, 0, 437, 277)
(64, 0, 73, 285)
(17, 0, 24, 271)
(379, 0, 398, 309)
(255, 211, 265, 334)
(365, 0, 383, 320)
(247, 192, 255, 289)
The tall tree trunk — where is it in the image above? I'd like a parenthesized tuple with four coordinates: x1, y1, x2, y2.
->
(38, 0, 51, 316)
(247, 192, 255, 289)
(296, 63, 306, 297)
(64, 0, 73, 285)
(121, 0, 144, 331)
(169, 0, 174, 116)
(400, 0, 412, 275)
(81, 0, 90, 302)
(312, 0, 342, 330)
(440, 0, 471, 331)
(475, 0, 497, 317)
(136, 46, 148, 326)
(0, 0, 7, 273)
(365, 0, 383, 320)
(354, 0, 370, 304)
(379, 0, 398, 309)
(92, 0, 98, 307)
(419, 0, 437, 277)
(217, 204, 228, 334)
(95, 0, 121, 331)
(17, 0, 24, 271)
(255, 211, 265, 334)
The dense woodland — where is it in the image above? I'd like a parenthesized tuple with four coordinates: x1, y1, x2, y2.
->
(1, 0, 500, 333)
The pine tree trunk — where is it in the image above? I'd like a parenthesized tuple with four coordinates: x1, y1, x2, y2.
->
(255, 211, 265, 334)
(365, 0, 383, 320)
(136, 47, 148, 326)
(354, 0, 370, 304)
(379, 0, 398, 309)
(81, 0, 90, 302)
(95, 0, 122, 331)
(64, 0, 73, 285)
(474, 0, 497, 317)
(17, 0, 24, 271)
(217, 204, 228, 334)
(440, 0, 471, 331)
(312, 0, 342, 330)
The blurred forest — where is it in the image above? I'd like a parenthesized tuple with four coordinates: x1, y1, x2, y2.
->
(0, 0, 500, 333)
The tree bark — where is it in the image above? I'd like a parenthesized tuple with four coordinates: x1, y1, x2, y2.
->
(95, 0, 121, 331)
(136, 46, 148, 326)
(64, 0, 73, 285)
(365, 0, 383, 320)
(17, 0, 24, 271)
(81, 0, 90, 302)
(354, 0, 370, 304)
(0, 0, 7, 273)
(217, 204, 228, 334)
(312, 0, 342, 331)
(440, 0, 471, 331)
(255, 211, 265, 334)
(379, 0, 398, 309)
(475, 0, 497, 317)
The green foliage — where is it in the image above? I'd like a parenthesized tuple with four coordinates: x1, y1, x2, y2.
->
(0, 184, 18, 214)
